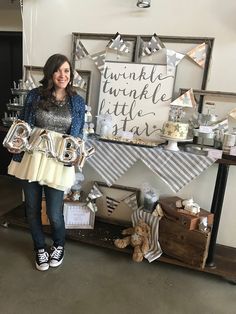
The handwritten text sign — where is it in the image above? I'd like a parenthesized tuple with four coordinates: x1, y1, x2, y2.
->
(98, 62, 175, 141)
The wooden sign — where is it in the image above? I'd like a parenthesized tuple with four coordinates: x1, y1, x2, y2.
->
(97, 61, 175, 141)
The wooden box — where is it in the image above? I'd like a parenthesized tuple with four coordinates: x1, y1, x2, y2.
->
(159, 217, 211, 269)
(159, 196, 214, 231)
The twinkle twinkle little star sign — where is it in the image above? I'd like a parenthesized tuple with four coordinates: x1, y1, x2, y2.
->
(97, 61, 175, 141)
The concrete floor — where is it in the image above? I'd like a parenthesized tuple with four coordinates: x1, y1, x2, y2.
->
(0, 175, 236, 314)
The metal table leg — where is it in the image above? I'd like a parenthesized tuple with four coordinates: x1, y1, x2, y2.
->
(206, 163, 229, 267)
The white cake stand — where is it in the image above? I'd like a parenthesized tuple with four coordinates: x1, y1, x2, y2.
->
(161, 135, 193, 152)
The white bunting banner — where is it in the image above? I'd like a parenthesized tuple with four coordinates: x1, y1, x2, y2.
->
(106, 32, 129, 54)
(187, 42, 206, 68)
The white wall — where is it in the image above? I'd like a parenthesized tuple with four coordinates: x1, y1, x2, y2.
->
(23, 0, 236, 247)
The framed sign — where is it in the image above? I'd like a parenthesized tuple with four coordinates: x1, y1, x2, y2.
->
(97, 61, 175, 141)
(63, 201, 95, 229)
(95, 181, 140, 225)
(72, 32, 214, 127)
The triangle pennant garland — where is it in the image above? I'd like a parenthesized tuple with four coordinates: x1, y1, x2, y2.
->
(73, 71, 87, 90)
(142, 34, 165, 56)
(166, 49, 185, 74)
(25, 71, 38, 89)
(106, 32, 129, 54)
(88, 183, 103, 200)
(122, 193, 139, 211)
(142, 41, 152, 56)
(170, 88, 196, 108)
(187, 42, 206, 68)
(106, 196, 120, 215)
(91, 50, 107, 74)
(75, 40, 89, 60)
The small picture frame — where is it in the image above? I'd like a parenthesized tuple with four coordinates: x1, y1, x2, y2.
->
(63, 201, 95, 229)
(94, 181, 140, 225)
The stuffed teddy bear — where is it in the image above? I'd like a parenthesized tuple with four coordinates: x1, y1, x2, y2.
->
(114, 220, 151, 262)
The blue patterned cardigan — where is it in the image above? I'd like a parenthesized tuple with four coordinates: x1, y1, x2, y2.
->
(12, 88, 85, 163)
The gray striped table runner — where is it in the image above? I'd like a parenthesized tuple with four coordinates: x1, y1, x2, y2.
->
(86, 139, 216, 193)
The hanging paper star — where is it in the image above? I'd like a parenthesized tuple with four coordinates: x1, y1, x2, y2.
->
(91, 50, 107, 73)
(75, 40, 89, 60)
(142, 33, 165, 56)
(170, 88, 196, 108)
(73, 70, 87, 90)
(187, 42, 206, 68)
(106, 32, 129, 54)
(166, 49, 185, 74)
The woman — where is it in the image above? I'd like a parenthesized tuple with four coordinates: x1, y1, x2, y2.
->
(8, 54, 85, 271)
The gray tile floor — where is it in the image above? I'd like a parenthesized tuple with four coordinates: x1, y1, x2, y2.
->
(0, 175, 236, 314)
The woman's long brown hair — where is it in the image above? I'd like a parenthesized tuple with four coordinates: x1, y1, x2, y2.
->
(39, 53, 76, 99)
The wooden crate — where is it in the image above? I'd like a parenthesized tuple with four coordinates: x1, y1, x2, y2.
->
(159, 217, 211, 269)
(159, 196, 214, 230)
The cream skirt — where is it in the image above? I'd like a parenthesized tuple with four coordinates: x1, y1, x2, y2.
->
(8, 127, 75, 191)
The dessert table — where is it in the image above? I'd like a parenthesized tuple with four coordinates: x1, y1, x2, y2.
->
(1, 137, 236, 282)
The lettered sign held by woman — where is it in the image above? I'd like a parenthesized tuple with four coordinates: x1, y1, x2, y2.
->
(97, 61, 175, 142)
(3, 120, 95, 169)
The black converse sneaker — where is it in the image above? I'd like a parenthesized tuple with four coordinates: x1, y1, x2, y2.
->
(49, 246, 64, 267)
(35, 249, 49, 271)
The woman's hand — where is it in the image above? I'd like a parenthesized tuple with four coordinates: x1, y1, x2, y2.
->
(7, 148, 21, 154)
